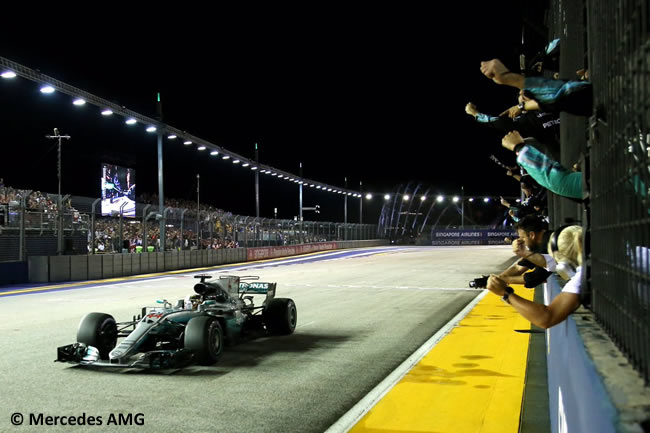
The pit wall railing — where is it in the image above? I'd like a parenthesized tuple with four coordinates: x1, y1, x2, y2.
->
(23, 240, 389, 284)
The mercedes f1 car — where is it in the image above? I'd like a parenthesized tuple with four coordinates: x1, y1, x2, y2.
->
(56, 274, 297, 369)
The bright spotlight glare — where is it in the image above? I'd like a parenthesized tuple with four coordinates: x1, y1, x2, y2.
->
(436, 195, 444, 202)
(483, 197, 490, 202)
(233, 160, 240, 164)
(251, 166, 258, 170)
(242, 163, 250, 167)
(197, 146, 206, 151)
(1, 71, 17, 79)
(222, 155, 231, 160)
(101, 109, 113, 116)
(316, 186, 322, 189)
(73, 98, 86, 106)
(146, 126, 157, 133)
(210, 151, 219, 156)
(184, 140, 192, 145)
(469, 198, 475, 202)
(40, 85, 55, 94)
(125, 118, 137, 125)
(167, 135, 177, 139)
(403, 195, 409, 201)
(384, 194, 390, 200)
(366, 194, 372, 200)
(453, 196, 459, 203)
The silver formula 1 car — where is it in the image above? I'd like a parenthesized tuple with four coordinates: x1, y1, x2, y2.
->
(56, 275, 297, 369)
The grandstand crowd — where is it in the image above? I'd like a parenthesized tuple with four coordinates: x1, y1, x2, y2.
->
(1, 183, 332, 253)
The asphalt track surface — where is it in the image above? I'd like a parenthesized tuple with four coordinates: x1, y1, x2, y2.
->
(0, 245, 514, 433)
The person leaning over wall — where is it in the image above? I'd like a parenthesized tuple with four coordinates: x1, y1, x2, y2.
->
(480, 58, 592, 117)
(486, 225, 583, 329)
(501, 130, 582, 200)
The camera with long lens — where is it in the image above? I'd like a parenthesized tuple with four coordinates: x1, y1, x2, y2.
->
(469, 275, 489, 289)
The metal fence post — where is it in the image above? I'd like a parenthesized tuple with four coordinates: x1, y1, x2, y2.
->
(18, 190, 31, 261)
(142, 204, 151, 252)
(180, 208, 188, 251)
(91, 198, 100, 254)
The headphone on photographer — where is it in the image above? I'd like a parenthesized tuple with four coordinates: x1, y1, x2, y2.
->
(550, 224, 578, 280)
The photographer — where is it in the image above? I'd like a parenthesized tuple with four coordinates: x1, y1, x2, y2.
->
(485, 226, 583, 329)
(497, 215, 552, 286)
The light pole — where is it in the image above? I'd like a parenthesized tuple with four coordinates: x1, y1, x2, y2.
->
(255, 142, 260, 218)
(461, 185, 464, 230)
(359, 181, 363, 225)
(45, 128, 71, 199)
(156, 93, 165, 252)
(344, 177, 348, 240)
(299, 162, 303, 244)
(197, 174, 200, 249)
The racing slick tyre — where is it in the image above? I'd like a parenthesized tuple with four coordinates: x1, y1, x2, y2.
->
(264, 298, 297, 335)
(184, 316, 224, 365)
(76, 312, 118, 360)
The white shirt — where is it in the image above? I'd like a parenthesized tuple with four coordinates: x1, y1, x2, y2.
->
(561, 266, 582, 295)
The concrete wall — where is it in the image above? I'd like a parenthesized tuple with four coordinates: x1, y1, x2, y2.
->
(28, 241, 389, 284)
(544, 276, 650, 433)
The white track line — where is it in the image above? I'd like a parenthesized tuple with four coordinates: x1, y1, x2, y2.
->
(324, 290, 488, 433)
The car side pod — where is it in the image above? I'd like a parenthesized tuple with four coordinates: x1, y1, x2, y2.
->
(56, 343, 100, 364)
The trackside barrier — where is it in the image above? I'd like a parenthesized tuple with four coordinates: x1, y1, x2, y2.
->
(28, 256, 49, 283)
(113, 254, 123, 277)
(131, 254, 140, 275)
(70, 256, 88, 281)
(102, 255, 114, 279)
(88, 255, 102, 280)
(544, 276, 649, 433)
(122, 254, 132, 276)
(49, 256, 71, 282)
(430, 229, 516, 246)
(24, 242, 388, 283)
(0, 261, 28, 285)
(246, 242, 339, 261)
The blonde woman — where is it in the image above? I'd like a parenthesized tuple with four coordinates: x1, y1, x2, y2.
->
(487, 225, 583, 328)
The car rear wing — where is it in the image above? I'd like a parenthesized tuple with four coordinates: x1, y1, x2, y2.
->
(238, 281, 276, 297)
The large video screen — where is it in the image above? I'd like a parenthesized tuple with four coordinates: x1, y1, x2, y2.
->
(101, 163, 136, 217)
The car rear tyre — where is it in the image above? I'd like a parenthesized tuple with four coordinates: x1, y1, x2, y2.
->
(184, 316, 223, 365)
(77, 312, 118, 360)
(264, 298, 297, 335)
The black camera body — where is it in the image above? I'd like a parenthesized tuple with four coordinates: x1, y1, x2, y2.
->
(469, 276, 489, 289)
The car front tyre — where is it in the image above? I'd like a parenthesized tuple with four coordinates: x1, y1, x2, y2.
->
(184, 316, 223, 365)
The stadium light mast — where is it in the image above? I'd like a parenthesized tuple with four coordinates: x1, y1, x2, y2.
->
(156, 92, 165, 251)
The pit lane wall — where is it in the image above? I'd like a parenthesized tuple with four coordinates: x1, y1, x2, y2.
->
(25, 240, 388, 283)
(431, 229, 516, 246)
(544, 275, 649, 433)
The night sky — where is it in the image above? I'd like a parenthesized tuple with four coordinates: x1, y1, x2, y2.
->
(0, 4, 549, 222)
